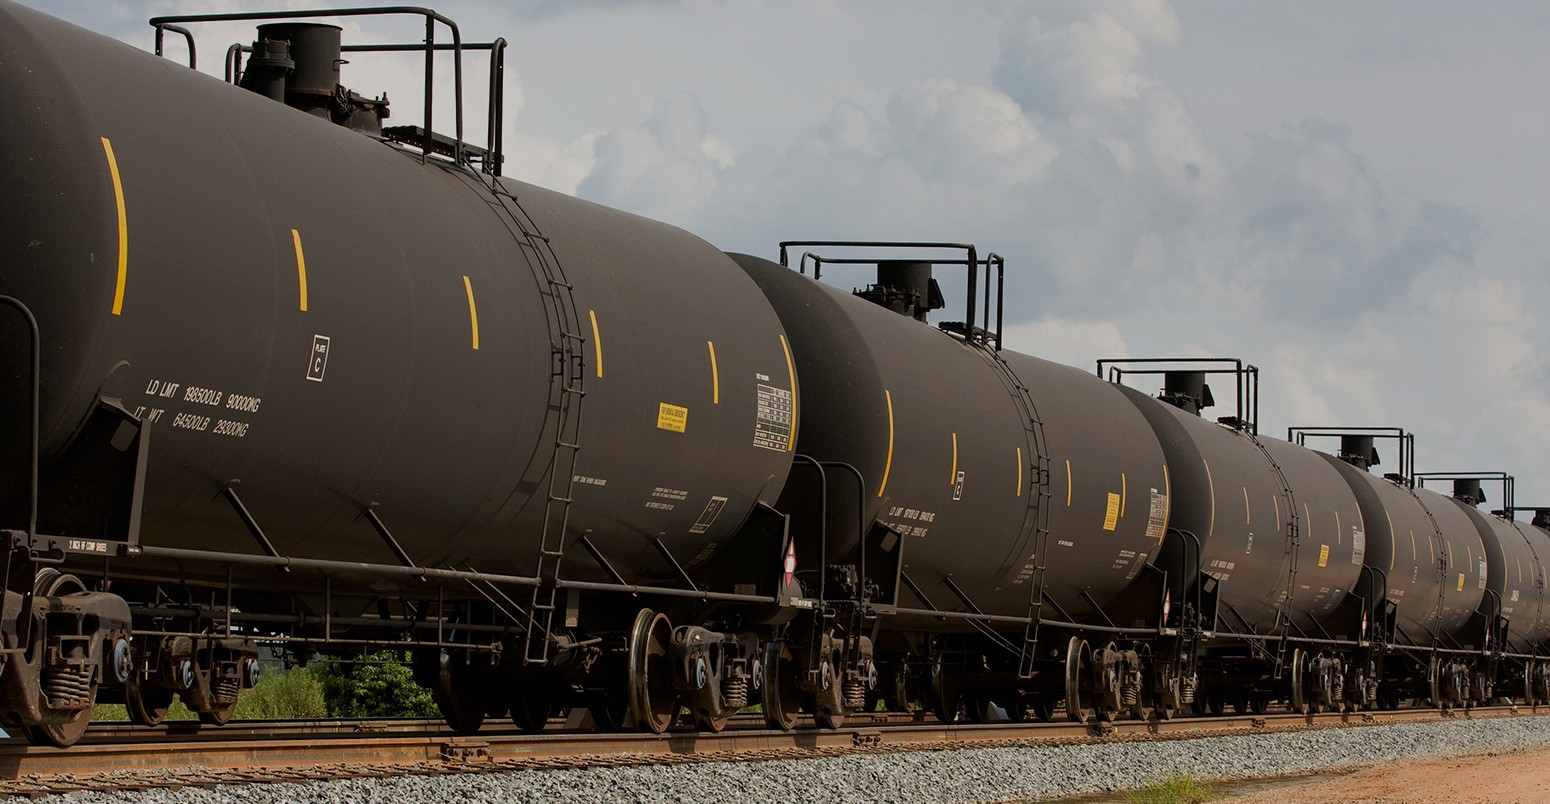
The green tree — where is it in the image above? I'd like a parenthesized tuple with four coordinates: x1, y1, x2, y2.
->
(313, 649, 439, 717)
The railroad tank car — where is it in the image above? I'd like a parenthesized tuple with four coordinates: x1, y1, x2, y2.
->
(0, 0, 807, 740)
(4, 0, 1550, 749)
(730, 254, 1169, 626)
(0, 0, 798, 588)
(1319, 458, 1487, 643)
(1110, 377, 1370, 711)
(730, 251, 1183, 720)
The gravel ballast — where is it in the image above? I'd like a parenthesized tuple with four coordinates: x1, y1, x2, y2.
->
(38, 714, 1550, 803)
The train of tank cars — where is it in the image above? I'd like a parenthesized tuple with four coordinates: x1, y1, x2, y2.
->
(1, 1, 1545, 749)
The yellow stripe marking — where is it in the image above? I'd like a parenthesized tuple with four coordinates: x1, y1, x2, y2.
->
(291, 228, 309, 311)
(1273, 495, 1281, 531)
(462, 276, 480, 350)
(1161, 464, 1171, 545)
(1304, 503, 1313, 542)
(1203, 458, 1216, 537)
(949, 432, 958, 487)
(102, 137, 128, 315)
(877, 390, 895, 497)
(1120, 472, 1127, 517)
(1243, 487, 1251, 525)
(1395, 514, 1407, 576)
(589, 309, 603, 377)
(1016, 447, 1023, 498)
(779, 334, 797, 452)
(1335, 510, 1341, 544)
(707, 341, 719, 404)
(1066, 459, 1073, 507)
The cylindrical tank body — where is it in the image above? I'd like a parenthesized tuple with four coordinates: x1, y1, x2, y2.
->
(1322, 458, 1488, 646)
(0, 1, 794, 593)
(1451, 501, 1548, 651)
(1116, 388, 1365, 634)
(731, 254, 1170, 627)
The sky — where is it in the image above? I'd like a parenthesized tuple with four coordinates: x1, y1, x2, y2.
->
(22, 0, 1550, 512)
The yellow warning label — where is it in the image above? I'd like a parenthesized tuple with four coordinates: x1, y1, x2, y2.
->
(1103, 492, 1121, 531)
(1318, 544, 1329, 568)
(656, 402, 688, 433)
(1457, 573, 1466, 592)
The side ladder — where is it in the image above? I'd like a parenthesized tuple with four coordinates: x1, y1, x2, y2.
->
(477, 173, 588, 665)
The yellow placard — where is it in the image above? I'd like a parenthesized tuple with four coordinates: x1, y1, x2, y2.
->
(656, 402, 688, 433)
(1318, 544, 1329, 568)
(1103, 492, 1121, 531)
(1457, 573, 1466, 592)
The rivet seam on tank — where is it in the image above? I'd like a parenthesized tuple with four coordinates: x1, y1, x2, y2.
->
(101, 137, 128, 315)
(462, 276, 479, 350)
(706, 341, 719, 404)
(291, 229, 308, 311)
(589, 309, 603, 377)
(877, 389, 894, 498)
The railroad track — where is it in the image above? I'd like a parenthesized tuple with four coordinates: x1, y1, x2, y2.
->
(0, 705, 1538, 798)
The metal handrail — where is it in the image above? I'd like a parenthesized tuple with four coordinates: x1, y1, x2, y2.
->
(150, 7, 510, 174)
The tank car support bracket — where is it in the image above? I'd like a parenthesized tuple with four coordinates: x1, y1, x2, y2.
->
(217, 483, 287, 572)
(360, 505, 425, 579)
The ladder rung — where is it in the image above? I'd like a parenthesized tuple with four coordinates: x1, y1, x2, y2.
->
(539, 549, 565, 557)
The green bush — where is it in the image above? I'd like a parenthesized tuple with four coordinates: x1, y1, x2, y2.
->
(312, 649, 439, 718)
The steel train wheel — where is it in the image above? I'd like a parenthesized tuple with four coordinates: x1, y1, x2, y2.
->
(589, 694, 631, 731)
(1064, 637, 1091, 723)
(23, 570, 96, 748)
(762, 640, 801, 730)
(1290, 649, 1308, 715)
(198, 703, 236, 726)
(627, 610, 678, 734)
(125, 674, 175, 727)
(434, 650, 488, 733)
(510, 688, 553, 733)
(931, 654, 963, 724)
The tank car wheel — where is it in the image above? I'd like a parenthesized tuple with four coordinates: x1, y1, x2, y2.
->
(434, 650, 489, 734)
(1002, 695, 1028, 722)
(931, 655, 963, 724)
(1290, 649, 1309, 715)
(126, 675, 175, 727)
(1030, 697, 1054, 722)
(627, 610, 678, 734)
(23, 570, 96, 747)
(198, 703, 236, 726)
(762, 640, 802, 731)
(964, 693, 995, 723)
(24, 702, 94, 749)
(589, 695, 631, 731)
(510, 688, 554, 733)
(1064, 637, 1092, 723)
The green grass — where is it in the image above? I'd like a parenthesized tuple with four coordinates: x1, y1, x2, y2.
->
(1124, 774, 1224, 804)
(92, 665, 328, 722)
